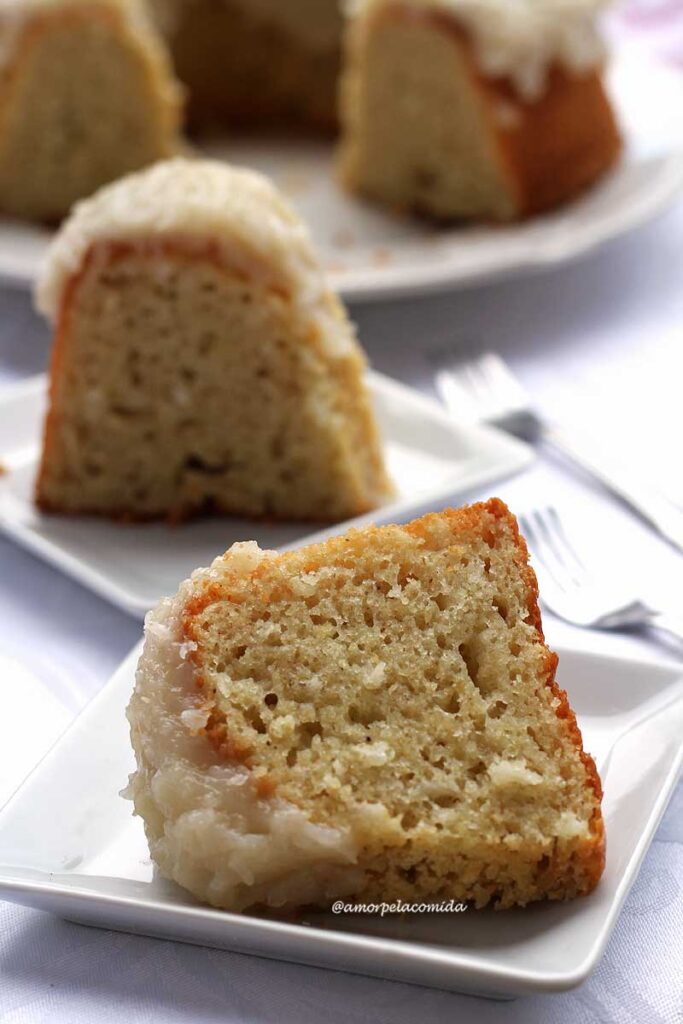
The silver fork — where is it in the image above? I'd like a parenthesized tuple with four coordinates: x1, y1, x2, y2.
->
(519, 505, 683, 647)
(432, 350, 683, 553)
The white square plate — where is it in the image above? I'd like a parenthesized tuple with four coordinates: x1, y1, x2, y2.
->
(0, 372, 531, 618)
(0, 641, 680, 999)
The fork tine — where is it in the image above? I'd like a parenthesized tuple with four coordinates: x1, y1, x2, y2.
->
(481, 352, 529, 408)
(479, 356, 502, 399)
(431, 350, 538, 440)
(434, 366, 481, 422)
(531, 507, 585, 588)
(445, 359, 494, 420)
(519, 512, 570, 593)
(546, 507, 586, 572)
(463, 360, 490, 404)
(471, 354, 510, 399)
(464, 354, 517, 418)
(479, 352, 508, 391)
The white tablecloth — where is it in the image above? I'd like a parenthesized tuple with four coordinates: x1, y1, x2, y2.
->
(1, 194, 682, 1022)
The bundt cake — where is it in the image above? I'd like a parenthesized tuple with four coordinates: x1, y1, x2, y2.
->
(338, 0, 622, 220)
(126, 499, 605, 912)
(34, 157, 392, 522)
(148, 0, 343, 132)
(0, 0, 622, 227)
(0, 0, 183, 222)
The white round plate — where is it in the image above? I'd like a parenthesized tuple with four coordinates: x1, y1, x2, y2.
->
(2, 48, 682, 303)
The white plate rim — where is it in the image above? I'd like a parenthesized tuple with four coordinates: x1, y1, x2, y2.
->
(336, 152, 683, 302)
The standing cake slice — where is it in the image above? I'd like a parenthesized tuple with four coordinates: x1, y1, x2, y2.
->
(127, 499, 604, 912)
(35, 157, 392, 522)
(338, 0, 622, 220)
(0, 0, 183, 222)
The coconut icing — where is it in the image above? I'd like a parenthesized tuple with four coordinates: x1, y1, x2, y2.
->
(35, 158, 355, 359)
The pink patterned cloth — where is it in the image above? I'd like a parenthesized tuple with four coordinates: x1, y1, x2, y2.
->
(610, 0, 683, 68)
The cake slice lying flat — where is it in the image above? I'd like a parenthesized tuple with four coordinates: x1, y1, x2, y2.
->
(338, 0, 621, 221)
(0, 0, 182, 222)
(127, 499, 604, 911)
(35, 158, 392, 522)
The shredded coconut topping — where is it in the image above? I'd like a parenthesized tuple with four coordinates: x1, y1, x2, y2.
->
(35, 158, 354, 358)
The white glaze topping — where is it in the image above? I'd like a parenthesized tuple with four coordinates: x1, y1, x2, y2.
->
(36, 158, 353, 358)
(37, 157, 302, 317)
(126, 547, 366, 911)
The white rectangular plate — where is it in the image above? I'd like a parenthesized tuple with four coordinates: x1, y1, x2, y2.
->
(0, 372, 531, 618)
(0, 641, 681, 999)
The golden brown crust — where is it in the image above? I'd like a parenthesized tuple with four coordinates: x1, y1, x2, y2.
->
(480, 500, 605, 890)
(482, 65, 622, 217)
(429, 8, 622, 218)
(35, 250, 80, 512)
(445, 10, 620, 218)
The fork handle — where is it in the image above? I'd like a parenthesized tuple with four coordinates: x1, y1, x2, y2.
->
(541, 424, 683, 554)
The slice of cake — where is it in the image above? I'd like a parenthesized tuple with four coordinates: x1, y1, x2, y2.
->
(148, 0, 343, 133)
(34, 157, 392, 522)
(0, 0, 183, 223)
(338, 0, 622, 220)
(127, 499, 605, 911)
